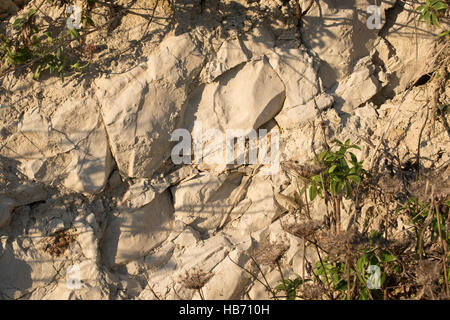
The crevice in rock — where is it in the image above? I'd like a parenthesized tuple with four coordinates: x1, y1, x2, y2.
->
(379, 0, 403, 38)
(413, 72, 432, 87)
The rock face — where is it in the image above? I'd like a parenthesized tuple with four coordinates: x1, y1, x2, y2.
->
(102, 190, 175, 267)
(301, 0, 395, 89)
(1, 0, 449, 301)
(1, 98, 112, 194)
(171, 172, 243, 231)
(187, 58, 285, 134)
(334, 57, 381, 112)
(95, 33, 204, 178)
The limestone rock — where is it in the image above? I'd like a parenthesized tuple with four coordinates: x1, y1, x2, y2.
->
(301, 0, 395, 89)
(334, 57, 381, 112)
(375, 1, 444, 95)
(0, 196, 15, 229)
(171, 172, 243, 231)
(1, 98, 112, 194)
(95, 33, 204, 178)
(230, 172, 280, 234)
(102, 190, 175, 266)
(268, 46, 320, 108)
(275, 93, 334, 129)
(202, 25, 275, 82)
(201, 249, 253, 300)
(177, 234, 232, 272)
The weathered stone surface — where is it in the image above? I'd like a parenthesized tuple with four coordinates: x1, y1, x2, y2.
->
(301, 0, 395, 89)
(230, 172, 280, 234)
(0, 196, 15, 229)
(102, 190, 175, 266)
(334, 57, 381, 112)
(95, 33, 204, 178)
(1, 98, 112, 194)
(186, 58, 285, 135)
(177, 234, 232, 272)
(171, 172, 243, 231)
(201, 249, 252, 300)
(202, 25, 275, 82)
(375, 1, 444, 95)
(268, 46, 320, 108)
(275, 93, 334, 129)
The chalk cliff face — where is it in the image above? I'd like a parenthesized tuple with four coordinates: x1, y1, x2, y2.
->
(0, 0, 449, 300)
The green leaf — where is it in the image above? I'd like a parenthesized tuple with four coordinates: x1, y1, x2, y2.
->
(26, 9, 37, 17)
(416, 5, 426, 12)
(329, 164, 338, 173)
(380, 252, 397, 263)
(309, 185, 317, 201)
(424, 11, 432, 25)
(69, 28, 80, 39)
(431, 13, 440, 28)
(83, 16, 95, 27)
(13, 18, 23, 30)
(357, 255, 368, 274)
(432, 1, 448, 10)
(33, 65, 42, 80)
(348, 175, 361, 184)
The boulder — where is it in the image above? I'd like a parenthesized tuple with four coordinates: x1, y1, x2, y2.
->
(171, 172, 243, 231)
(301, 0, 395, 89)
(1, 98, 112, 194)
(267, 46, 320, 108)
(95, 33, 204, 178)
(102, 190, 175, 266)
(334, 57, 381, 112)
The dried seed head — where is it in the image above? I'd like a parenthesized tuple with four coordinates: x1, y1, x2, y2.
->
(253, 234, 290, 266)
(301, 283, 326, 300)
(282, 219, 323, 238)
(319, 229, 370, 262)
(281, 160, 325, 179)
(176, 266, 214, 290)
(416, 260, 441, 286)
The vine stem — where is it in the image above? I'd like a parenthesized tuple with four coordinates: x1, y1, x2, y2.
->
(276, 260, 288, 300)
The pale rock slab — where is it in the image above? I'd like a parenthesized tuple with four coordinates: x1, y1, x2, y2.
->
(375, 1, 445, 95)
(102, 190, 174, 266)
(0, 181, 47, 229)
(267, 46, 320, 108)
(183, 58, 285, 172)
(230, 172, 280, 234)
(301, 0, 395, 89)
(201, 249, 253, 300)
(95, 33, 204, 178)
(176, 234, 232, 273)
(202, 25, 275, 82)
(1, 98, 112, 194)
(334, 57, 381, 112)
(275, 93, 334, 130)
(171, 172, 243, 232)
(188, 58, 285, 134)
(173, 226, 201, 248)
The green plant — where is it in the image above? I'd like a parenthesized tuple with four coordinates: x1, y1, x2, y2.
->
(303, 139, 368, 233)
(273, 278, 310, 300)
(0, 0, 98, 81)
(416, 0, 449, 37)
(397, 197, 449, 256)
(313, 236, 399, 300)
